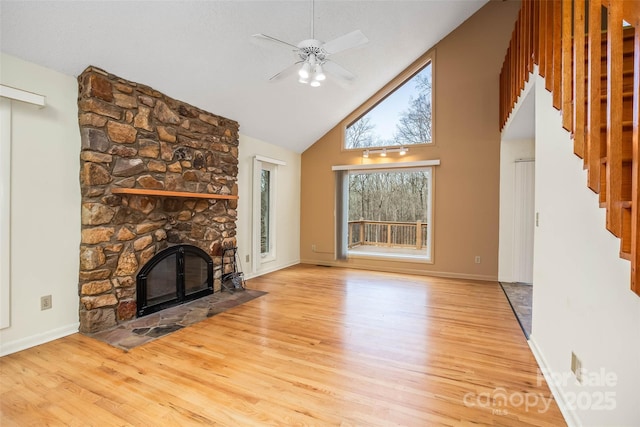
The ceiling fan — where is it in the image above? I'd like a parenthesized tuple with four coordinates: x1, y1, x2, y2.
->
(252, 1, 368, 87)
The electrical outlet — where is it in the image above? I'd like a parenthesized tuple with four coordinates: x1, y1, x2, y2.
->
(571, 352, 583, 383)
(245, 254, 250, 263)
(474, 256, 481, 264)
(312, 244, 317, 252)
(40, 295, 52, 311)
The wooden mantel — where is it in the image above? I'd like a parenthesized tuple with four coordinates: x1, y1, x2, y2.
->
(111, 188, 238, 200)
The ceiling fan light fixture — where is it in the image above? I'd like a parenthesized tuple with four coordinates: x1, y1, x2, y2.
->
(314, 64, 326, 81)
(310, 80, 321, 87)
(299, 61, 311, 79)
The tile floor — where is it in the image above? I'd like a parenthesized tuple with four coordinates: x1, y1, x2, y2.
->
(499, 282, 532, 338)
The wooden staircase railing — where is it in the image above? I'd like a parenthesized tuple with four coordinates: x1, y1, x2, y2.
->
(499, 0, 640, 296)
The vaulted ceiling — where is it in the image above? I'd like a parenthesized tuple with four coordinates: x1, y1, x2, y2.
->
(1, 0, 488, 153)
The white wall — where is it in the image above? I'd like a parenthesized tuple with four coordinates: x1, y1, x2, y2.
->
(236, 134, 300, 278)
(0, 53, 81, 355)
(530, 75, 640, 426)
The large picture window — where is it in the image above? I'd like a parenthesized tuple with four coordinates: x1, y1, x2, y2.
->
(346, 167, 433, 261)
(345, 61, 433, 149)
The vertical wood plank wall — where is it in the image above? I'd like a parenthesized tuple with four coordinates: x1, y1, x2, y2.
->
(499, 0, 640, 296)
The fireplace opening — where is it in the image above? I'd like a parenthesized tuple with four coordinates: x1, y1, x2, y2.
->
(137, 244, 214, 317)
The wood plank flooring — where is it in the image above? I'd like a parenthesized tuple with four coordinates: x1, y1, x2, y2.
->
(0, 265, 566, 426)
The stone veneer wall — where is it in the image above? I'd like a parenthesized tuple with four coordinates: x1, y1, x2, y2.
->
(77, 66, 239, 333)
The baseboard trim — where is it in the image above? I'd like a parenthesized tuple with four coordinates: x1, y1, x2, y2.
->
(528, 335, 581, 427)
(244, 259, 300, 281)
(299, 258, 497, 282)
(0, 322, 79, 357)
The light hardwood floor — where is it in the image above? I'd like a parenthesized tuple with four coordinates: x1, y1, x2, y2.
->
(0, 265, 566, 426)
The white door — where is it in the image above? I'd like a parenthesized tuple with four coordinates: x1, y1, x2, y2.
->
(513, 160, 535, 283)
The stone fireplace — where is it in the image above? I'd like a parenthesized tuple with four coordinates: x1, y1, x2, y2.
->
(77, 66, 239, 334)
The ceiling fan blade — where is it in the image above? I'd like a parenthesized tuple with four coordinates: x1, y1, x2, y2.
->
(269, 61, 303, 81)
(322, 30, 368, 55)
(252, 33, 299, 50)
(323, 60, 356, 81)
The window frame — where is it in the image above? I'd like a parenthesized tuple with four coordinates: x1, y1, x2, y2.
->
(342, 50, 436, 152)
(0, 99, 11, 329)
(333, 160, 439, 264)
(346, 166, 434, 262)
(260, 162, 275, 261)
(252, 155, 286, 272)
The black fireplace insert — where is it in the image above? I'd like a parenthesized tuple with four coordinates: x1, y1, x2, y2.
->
(136, 244, 213, 317)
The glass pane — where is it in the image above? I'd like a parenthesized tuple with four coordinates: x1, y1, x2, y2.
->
(184, 253, 209, 295)
(261, 169, 270, 255)
(347, 169, 431, 258)
(146, 254, 177, 306)
(345, 62, 432, 149)
(348, 170, 430, 222)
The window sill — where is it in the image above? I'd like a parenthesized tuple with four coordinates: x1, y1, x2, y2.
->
(348, 251, 433, 264)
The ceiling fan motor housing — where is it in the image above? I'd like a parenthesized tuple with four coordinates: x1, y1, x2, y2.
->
(297, 39, 327, 63)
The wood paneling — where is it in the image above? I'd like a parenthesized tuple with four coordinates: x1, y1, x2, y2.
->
(606, 0, 623, 236)
(587, 0, 603, 192)
(573, 0, 586, 158)
(546, 0, 555, 91)
(552, 0, 563, 109)
(499, 0, 639, 296)
(630, 3, 640, 293)
(562, 0, 573, 130)
(0, 265, 567, 426)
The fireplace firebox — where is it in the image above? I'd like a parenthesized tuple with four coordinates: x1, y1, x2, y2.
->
(136, 244, 214, 317)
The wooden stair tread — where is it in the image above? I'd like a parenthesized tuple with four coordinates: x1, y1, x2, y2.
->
(598, 69, 635, 79)
(600, 157, 634, 164)
(599, 200, 632, 208)
(600, 91, 635, 101)
(600, 120, 633, 129)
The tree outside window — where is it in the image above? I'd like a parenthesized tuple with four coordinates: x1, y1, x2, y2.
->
(345, 62, 432, 149)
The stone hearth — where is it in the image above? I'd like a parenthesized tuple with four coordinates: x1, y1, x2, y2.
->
(89, 289, 266, 351)
(77, 66, 239, 333)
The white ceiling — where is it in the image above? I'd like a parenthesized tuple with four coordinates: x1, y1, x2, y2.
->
(1, 0, 488, 153)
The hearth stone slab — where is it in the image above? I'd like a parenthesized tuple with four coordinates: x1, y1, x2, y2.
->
(180, 307, 209, 326)
(147, 324, 183, 338)
(85, 289, 266, 351)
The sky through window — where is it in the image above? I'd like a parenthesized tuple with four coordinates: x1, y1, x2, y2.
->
(345, 62, 432, 149)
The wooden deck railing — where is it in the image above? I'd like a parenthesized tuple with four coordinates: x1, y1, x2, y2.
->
(499, 0, 640, 296)
(348, 220, 427, 250)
